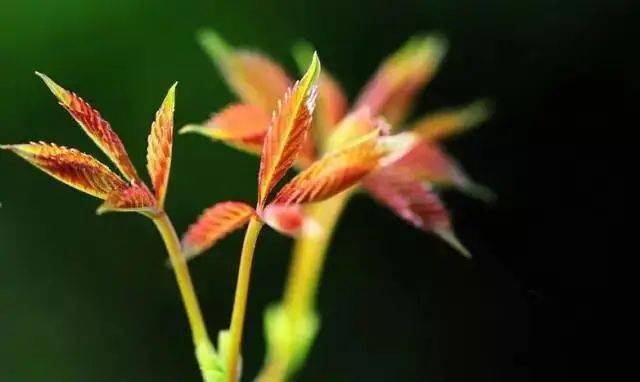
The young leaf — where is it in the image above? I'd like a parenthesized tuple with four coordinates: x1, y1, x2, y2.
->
(257, 53, 321, 210)
(354, 35, 447, 125)
(1, 142, 127, 199)
(35, 72, 139, 182)
(292, 41, 348, 141)
(181, 103, 316, 167)
(181, 201, 256, 259)
(272, 130, 382, 205)
(198, 29, 292, 112)
(362, 168, 470, 257)
(180, 103, 271, 155)
(147, 83, 177, 208)
(388, 137, 495, 201)
(97, 183, 157, 215)
(410, 100, 493, 142)
(260, 203, 321, 238)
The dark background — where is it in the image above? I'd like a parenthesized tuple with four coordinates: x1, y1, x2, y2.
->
(1, 0, 629, 381)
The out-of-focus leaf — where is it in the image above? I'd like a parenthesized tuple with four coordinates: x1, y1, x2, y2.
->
(315, 73, 348, 138)
(257, 53, 321, 210)
(363, 168, 470, 257)
(388, 136, 495, 201)
(147, 83, 177, 208)
(2, 142, 126, 199)
(181, 103, 271, 155)
(181, 103, 316, 167)
(272, 130, 382, 205)
(354, 34, 447, 126)
(410, 100, 493, 142)
(325, 108, 380, 152)
(262, 304, 319, 381)
(36, 72, 139, 182)
(181, 201, 256, 259)
(297, 135, 317, 169)
(198, 29, 292, 112)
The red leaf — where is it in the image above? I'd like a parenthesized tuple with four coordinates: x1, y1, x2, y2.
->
(181, 103, 271, 155)
(36, 72, 139, 182)
(354, 35, 447, 126)
(147, 83, 176, 208)
(181, 201, 256, 258)
(2, 142, 127, 199)
(198, 30, 293, 112)
(97, 183, 157, 215)
(272, 130, 382, 205)
(388, 137, 495, 201)
(257, 53, 320, 209)
(363, 168, 469, 257)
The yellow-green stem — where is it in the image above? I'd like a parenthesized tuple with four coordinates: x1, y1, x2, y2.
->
(257, 192, 351, 382)
(284, 193, 350, 321)
(227, 217, 264, 382)
(152, 212, 215, 376)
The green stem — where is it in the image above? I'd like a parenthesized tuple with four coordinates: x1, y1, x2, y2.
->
(283, 193, 350, 324)
(152, 212, 215, 378)
(227, 217, 264, 382)
(257, 193, 351, 382)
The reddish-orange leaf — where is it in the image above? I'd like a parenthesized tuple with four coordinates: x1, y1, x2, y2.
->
(364, 168, 449, 230)
(198, 30, 292, 112)
(376, 74, 424, 126)
(97, 183, 157, 215)
(257, 53, 321, 210)
(362, 168, 470, 257)
(181, 103, 317, 167)
(260, 203, 320, 238)
(180, 103, 271, 155)
(1, 142, 127, 199)
(272, 130, 382, 205)
(388, 137, 457, 182)
(147, 83, 177, 209)
(389, 137, 494, 201)
(354, 35, 447, 126)
(410, 100, 492, 142)
(233, 51, 294, 112)
(36, 72, 139, 182)
(181, 201, 256, 259)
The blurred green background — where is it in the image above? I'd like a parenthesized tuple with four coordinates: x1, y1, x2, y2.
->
(1, 0, 629, 381)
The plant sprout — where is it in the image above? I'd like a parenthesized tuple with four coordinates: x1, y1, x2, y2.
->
(1, 75, 222, 381)
(181, 53, 397, 382)
(183, 30, 493, 380)
(2, 29, 494, 382)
